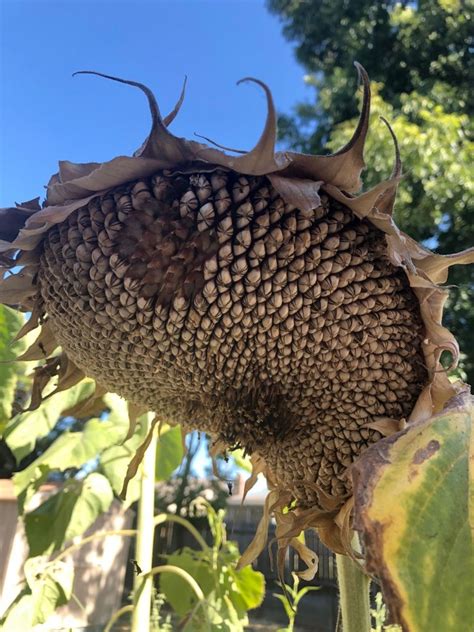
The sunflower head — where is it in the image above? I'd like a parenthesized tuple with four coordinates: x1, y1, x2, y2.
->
(1, 65, 472, 576)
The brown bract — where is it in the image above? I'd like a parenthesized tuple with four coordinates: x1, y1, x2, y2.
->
(0, 65, 472, 577)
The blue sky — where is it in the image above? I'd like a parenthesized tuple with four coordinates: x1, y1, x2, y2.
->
(1, 0, 312, 206)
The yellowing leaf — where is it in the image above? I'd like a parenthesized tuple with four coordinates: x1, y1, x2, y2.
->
(353, 392, 473, 632)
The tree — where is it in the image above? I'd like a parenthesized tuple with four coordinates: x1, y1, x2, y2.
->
(268, 0, 474, 383)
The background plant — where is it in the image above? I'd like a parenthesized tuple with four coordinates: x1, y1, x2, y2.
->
(273, 571, 320, 632)
(159, 498, 265, 631)
(371, 592, 401, 632)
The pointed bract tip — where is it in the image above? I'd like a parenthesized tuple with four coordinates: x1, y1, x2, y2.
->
(353, 61, 369, 83)
(229, 76, 282, 173)
(162, 75, 188, 127)
(331, 62, 371, 160)
(72, 70, 163, 122)
(236, 76, 272, 96)
(380, 116, 402, 178)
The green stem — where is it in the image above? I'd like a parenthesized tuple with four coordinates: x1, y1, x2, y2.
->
(53, 528, 138, 562)
(53, 514, 207, 564)
(135, 564, 211, 630)
(336, 554, 371, 632)
(104, 604, 134, 632)
(131, 412, 158, 632)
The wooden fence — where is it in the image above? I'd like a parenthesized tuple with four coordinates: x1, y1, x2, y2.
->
(149, 503, 337, 587)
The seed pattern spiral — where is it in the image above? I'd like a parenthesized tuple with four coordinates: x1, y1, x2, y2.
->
(38, 169, 427, 503)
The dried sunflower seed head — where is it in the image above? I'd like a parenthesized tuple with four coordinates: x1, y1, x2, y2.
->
(1, 66, 473, 570)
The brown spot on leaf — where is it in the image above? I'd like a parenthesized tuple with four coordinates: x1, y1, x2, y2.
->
(412, 439, 440, 465)
(352, 429, 417, 631)
(352, 430, 406, 531)
(362, 520, 409, 630)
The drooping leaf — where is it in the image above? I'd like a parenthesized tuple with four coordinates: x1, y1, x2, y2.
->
(0, 305, 26, 434)
(353, 393, 473, 632)
(155, 424, 184, 481)
(25, 473, 113, 555)
(229, 563, 265, 614)
(119, 414, 159, 500)
(4, 379, 98, 462)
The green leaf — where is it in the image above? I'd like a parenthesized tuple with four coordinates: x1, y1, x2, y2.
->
(198, 498, 222, 547)
(194, 591, 244, 632)
(102, 392, 129, 431)
(0, 305, 26, 434)
(5, 380, 97, 462)
(159, 499, 264, 626)
(1, 557, 74, 629)
(155, 425, 184, 481)
(230, 448, 252, 473)
(354, 394, 473, 632)
(229, 563, 265, 614)
(273, 592, 295, 620)
(0, 588, 35, 631)
(293, 585, 320, 608)
(25, 473, 113, 555)
(24, 556, 74, 624)
(161, 538, 264, 628)
(160, 548, 214, 617)
(13, 416, 122, 510)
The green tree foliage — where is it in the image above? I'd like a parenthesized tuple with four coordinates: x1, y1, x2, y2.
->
(268, 0, 474, 382)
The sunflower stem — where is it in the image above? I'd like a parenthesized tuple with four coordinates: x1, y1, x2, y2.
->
(336, 553, 371, 632)
(131, 412, 158, 632)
